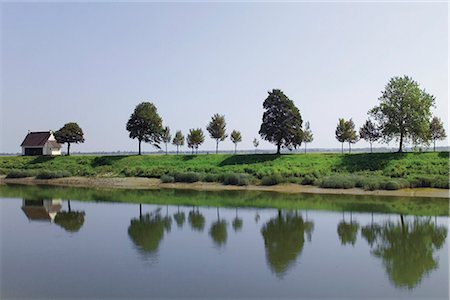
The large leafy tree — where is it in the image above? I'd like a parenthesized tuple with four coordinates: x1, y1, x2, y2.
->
(359, 119, 381, 153)
(161, 126, 171, 155)
(207, 114, 227, 154)
(186, 128, 204, 154)
(54, 122, 85, 156)
(230, 130, 242, 154)
(302, 121, 314, 153)
(172, 130, 185, 155)
(259, 89, 303, 154)
(429, 116, 446, 152)
(369, 76, 435, 152)
(126, 102, 163, 155)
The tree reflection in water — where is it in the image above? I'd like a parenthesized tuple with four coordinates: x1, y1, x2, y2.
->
(232, 208, 243, 232)
(173, 206, 186, 228)
(361, 215, 447, 289)
(188, 207, 205, 232)
(261, 210, 314, 277)
(128, 207, 170, 257)
(54, 200, 85, 233)
(337, 212, 359, 246)
(209, 208, 227, 247)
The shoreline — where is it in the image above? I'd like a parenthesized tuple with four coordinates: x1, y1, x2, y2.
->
(1, 176, 448, 198)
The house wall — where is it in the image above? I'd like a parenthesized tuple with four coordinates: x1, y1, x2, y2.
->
(43, 141, 61, 156)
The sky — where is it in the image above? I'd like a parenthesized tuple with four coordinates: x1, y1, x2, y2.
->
(1, 2, 448, 153)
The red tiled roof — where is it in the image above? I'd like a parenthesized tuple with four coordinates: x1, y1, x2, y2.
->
(21, 132, 51, 147)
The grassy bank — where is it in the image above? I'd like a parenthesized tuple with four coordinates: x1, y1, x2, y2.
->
(0, 152, 448, 190)
(0, 184, 448, 216)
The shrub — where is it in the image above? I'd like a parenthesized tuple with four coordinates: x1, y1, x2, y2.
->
(160, 175, 175, 183)
(174, 172, 201, 183)
(6, 169, 35, 178)
(301, 174, 317, 185)
(220, 173, 249, 186)
(261, 174, 283, 186)
(203, 174, 219, 182)
(36, 170, 71, 179)
(320, 176, 355, 189)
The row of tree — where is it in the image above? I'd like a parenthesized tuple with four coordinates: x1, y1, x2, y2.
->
(51, 75, 446, 155)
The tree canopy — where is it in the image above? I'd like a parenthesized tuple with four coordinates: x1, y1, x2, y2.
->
(335, 118, 358, 153)
(207, 114, 227, 154)
(369, 76, 435, 152)
(359, 119, 381, 153)
(259, 89, 303, 154)
(172, 130, 185, 155)
(186, 128, 205, 154)
(161, 126, 171, 155)
(54, 122, 85, 156)
(302, 121, 313, 153)
(126, 102, 163, 155)
(230, 130, 242, 154)
(429, 116, 446, 152)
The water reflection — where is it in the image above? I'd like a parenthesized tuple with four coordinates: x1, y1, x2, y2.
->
(173, 206, 186, 228)
(127, 207, 169, 257)
(337, 212, 360, 246)
(209, 208, 227, 247)
(188, 207, 205, 232)
(21, 199, 62, 222)
(232, 208, 243, 232)
(261, 210, 314, 277)
(362, 215, 448, 289)
(54, 200, 85, 233)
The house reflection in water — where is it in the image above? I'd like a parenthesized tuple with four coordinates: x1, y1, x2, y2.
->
(21, 199, 62, 222)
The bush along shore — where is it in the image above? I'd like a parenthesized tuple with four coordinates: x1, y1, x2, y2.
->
(0, 152, 448, 191)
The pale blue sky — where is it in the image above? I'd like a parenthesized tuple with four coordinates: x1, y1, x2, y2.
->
(1, 2, 448, 153)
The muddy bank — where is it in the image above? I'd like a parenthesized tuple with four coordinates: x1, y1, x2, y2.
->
(1, 176, 448, 198)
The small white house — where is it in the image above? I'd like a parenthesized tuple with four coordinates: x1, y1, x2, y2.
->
(20, 131, 61, 156)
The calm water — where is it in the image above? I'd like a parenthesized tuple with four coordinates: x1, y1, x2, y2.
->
(0, 187, 448, 299)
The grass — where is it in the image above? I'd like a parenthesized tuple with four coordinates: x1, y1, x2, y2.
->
(0, 184, 447, 216)
(0, 152, 448, 190)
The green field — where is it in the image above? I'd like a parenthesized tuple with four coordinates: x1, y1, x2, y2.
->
(0, 152, 448, 190)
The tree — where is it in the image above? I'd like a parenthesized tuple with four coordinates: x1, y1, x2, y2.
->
(369, 76, 435, 152)
(429, 116, 446, 152)
(126, 102, 163, 155)
(230, 130, 242, 154)
(54, 122, 85, 156)
(302, 121, 313, 153)
(345, 119, 358, 153)
(186, 128, 204, 154)
(259, 89, 303, 154)
(161, 126, 171, 155)
(253, 138, 259, 153)
(207, 114, 227, 154)
(172, 130, 185, 155)
(335, 118, 347, 153)
(359, 119, 381, 153)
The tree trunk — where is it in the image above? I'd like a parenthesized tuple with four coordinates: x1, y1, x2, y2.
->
(433, 140, 436, 152)
(139, 204, 142, 219)
(370, 142, 373, 153)
(216, 140, 219, 154)
(341, 142, 343, 154)
(398, 131, 404, 153)
(176, 145, 179, 155)
(276, 142, 281, 155)
(400, 214, 405, 233)
(67, 143, 71, 156)
(348, 142, 351, 154)
(68, 200, 71, 212)
(138, 140, 142, 155)
(304, 143, 307, 154)
(165, 143, 168, 155)
(234, 144, 237, 154)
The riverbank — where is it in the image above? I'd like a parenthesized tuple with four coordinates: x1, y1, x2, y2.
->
(1, 176, 448, 198)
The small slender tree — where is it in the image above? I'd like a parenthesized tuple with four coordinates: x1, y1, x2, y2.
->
(345, 119, 358, 153)
(172, 130, 185, 155)
(253, 138, 259, 154)
(187, 128, 205, 154)
(161, 126, 171, 155)
(54, 122, 85, 156)
(429, 116, 446, 152)
(207, 114, 227, 154)
(335, 118, 347, 154)
(230, 130, 242, 154)
(126, 102, 163, 155)
(359, 119, 381, 153)
(302, 121, 313, 153)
